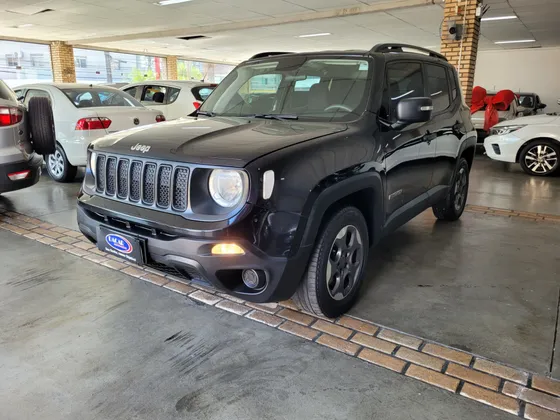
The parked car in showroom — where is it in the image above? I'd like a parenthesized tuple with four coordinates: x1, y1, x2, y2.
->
(472, 91, 520, 143)
(1, 80, 55, 194)
(13, 84, 165, 182)
(484, 113, 560, 176)
(77, 44, 476, 318)
(121, 80, 216, 120)
(518, 92, 546, 116)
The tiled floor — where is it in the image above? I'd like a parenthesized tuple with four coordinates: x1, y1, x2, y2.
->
(1, 157, 559, 419)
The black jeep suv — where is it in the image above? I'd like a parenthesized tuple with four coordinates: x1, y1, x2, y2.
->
(77, 44, 476, 318)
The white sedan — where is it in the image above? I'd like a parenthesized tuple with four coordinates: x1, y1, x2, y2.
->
(121, 80, 216, 120)
(484, 114, 560, 176)
(13, 83, 165, 182)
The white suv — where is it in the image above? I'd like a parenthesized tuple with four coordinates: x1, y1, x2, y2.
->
(484, 114, 560, 176)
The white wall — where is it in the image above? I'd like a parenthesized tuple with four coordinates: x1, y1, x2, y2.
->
(474, 47, 560, 113)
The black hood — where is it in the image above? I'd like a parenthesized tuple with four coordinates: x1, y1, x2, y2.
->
(91, 116, 347, 168)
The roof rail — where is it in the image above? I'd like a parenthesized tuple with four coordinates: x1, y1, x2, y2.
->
(249, 52, 293, 60)
(371, 44, 447, 62)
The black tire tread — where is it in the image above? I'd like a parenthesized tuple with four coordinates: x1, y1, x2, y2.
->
(294, 206, 368, 318)
(432, 157, 469, 221)
(28, 97, 55, 155)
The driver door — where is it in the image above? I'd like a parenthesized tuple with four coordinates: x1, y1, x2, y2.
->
(380, 61, 434, 221)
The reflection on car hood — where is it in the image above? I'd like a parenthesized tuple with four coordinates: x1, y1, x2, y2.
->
(91, 116, 347, 168)
(493, 114, 559, 127)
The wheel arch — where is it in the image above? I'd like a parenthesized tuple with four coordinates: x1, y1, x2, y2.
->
(515, 137, 560, 163)
(299, 172, 384, 250)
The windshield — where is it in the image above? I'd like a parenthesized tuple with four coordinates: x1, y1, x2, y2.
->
(200, 57, 372, 122)
(518, 95, 535, 108)
(61, 88, 143, 108)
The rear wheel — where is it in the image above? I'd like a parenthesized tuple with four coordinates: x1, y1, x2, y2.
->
(293, 206, 368, 318)
(433, 157, 469, 221)
(46, 144, 77, 183)
(519, 140, 559, 176)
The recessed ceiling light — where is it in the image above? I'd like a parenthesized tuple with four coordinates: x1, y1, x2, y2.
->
(154, 0, 193, 5)
(16, 24, 34, 28)
(495, 39, 536, 44)
(481, 15, 517, 21)
(297, 33, 331, 38)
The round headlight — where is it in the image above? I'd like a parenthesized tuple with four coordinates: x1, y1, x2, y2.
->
(208, 169, 244, 208)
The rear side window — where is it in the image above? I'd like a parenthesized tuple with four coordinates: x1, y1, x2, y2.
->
(425, 64, 450, 113)
(381, 62, 424, 121)
(141, 85, 168, 104)
(191, 86, 214, 102)
(123, 86, 139, 99)
(0, 80, 17, 102)
(62, 88, 142, 108)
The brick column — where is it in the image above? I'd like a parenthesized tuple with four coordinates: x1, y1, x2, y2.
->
(50, 41, 76, 83)
(440, 0, 482, 105)
(166, 56, 178, 80)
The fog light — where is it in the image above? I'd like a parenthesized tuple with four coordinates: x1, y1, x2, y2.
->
(8, 170, 30, 181)
(211, 243, 244, 255)
(242, 269, 266, 289)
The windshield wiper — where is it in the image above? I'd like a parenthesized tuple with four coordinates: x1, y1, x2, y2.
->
(197, 110, 216, 117)
(250, 114, 299, 121)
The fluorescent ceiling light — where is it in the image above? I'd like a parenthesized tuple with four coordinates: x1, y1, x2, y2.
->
(16, 24, 33, 28)
(155, 0, 193, 5)
(297, 33, 331, 38)
(481, 15, 517, 21)
(495, 39, 536, 44)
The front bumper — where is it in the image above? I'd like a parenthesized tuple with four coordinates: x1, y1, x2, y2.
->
(77, 194, 311, 303)
(0, 156, 42, 194)
(483, 134, 522, 163)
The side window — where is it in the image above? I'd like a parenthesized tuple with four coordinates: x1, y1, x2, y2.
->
(123, 86, 138, 99)
(381, 62, 424, 122)
(167, 87, 181, 104)
(24, 89, 52, 105)
(425, 64, 450, 113)
(448, 68, 458, 100)
(142, 86, 167, 104)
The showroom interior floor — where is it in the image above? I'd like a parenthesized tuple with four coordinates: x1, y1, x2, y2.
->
(1, 155, 559, 419)
(0, 230, 517, 420)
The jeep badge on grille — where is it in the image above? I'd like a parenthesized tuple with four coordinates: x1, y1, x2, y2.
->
(131, 144, 151, 153)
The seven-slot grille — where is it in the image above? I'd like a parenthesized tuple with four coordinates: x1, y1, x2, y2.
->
(95, 154, 189, 212)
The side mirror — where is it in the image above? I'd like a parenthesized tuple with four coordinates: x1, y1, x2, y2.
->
(538, 103, 547, 110)
(394, 97, 433, 129)
(17, 96, 24, 103)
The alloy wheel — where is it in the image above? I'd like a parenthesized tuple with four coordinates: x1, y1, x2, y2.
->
(524, 145, 558, 174)
(48, 150, 65, 179)
(453, 166, 468, 212)
(326, 225, 364, 301)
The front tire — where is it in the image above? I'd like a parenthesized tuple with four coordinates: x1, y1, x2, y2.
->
(293, 206, 369, 318)
(433, 157, 469, 221)
(519, 140, 559, 176)
(46, 144, 77, 183)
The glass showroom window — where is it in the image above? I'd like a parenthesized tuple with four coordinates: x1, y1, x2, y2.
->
(73, 48, 167, 84)
(178, 60, 234, 83)
(0, 40, 53, 88)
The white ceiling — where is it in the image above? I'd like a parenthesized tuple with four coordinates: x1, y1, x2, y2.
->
(1, 0, 560, 63)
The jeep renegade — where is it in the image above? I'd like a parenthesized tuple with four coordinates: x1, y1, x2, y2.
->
(77, 44, 476, 318)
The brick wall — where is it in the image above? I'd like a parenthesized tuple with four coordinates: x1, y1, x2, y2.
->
(166, 56, 178, 80)
(50, 41, 76, 83)
(440, 0, 481, 105)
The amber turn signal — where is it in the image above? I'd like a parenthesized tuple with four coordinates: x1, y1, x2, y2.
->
(211, 243, 245, 255)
